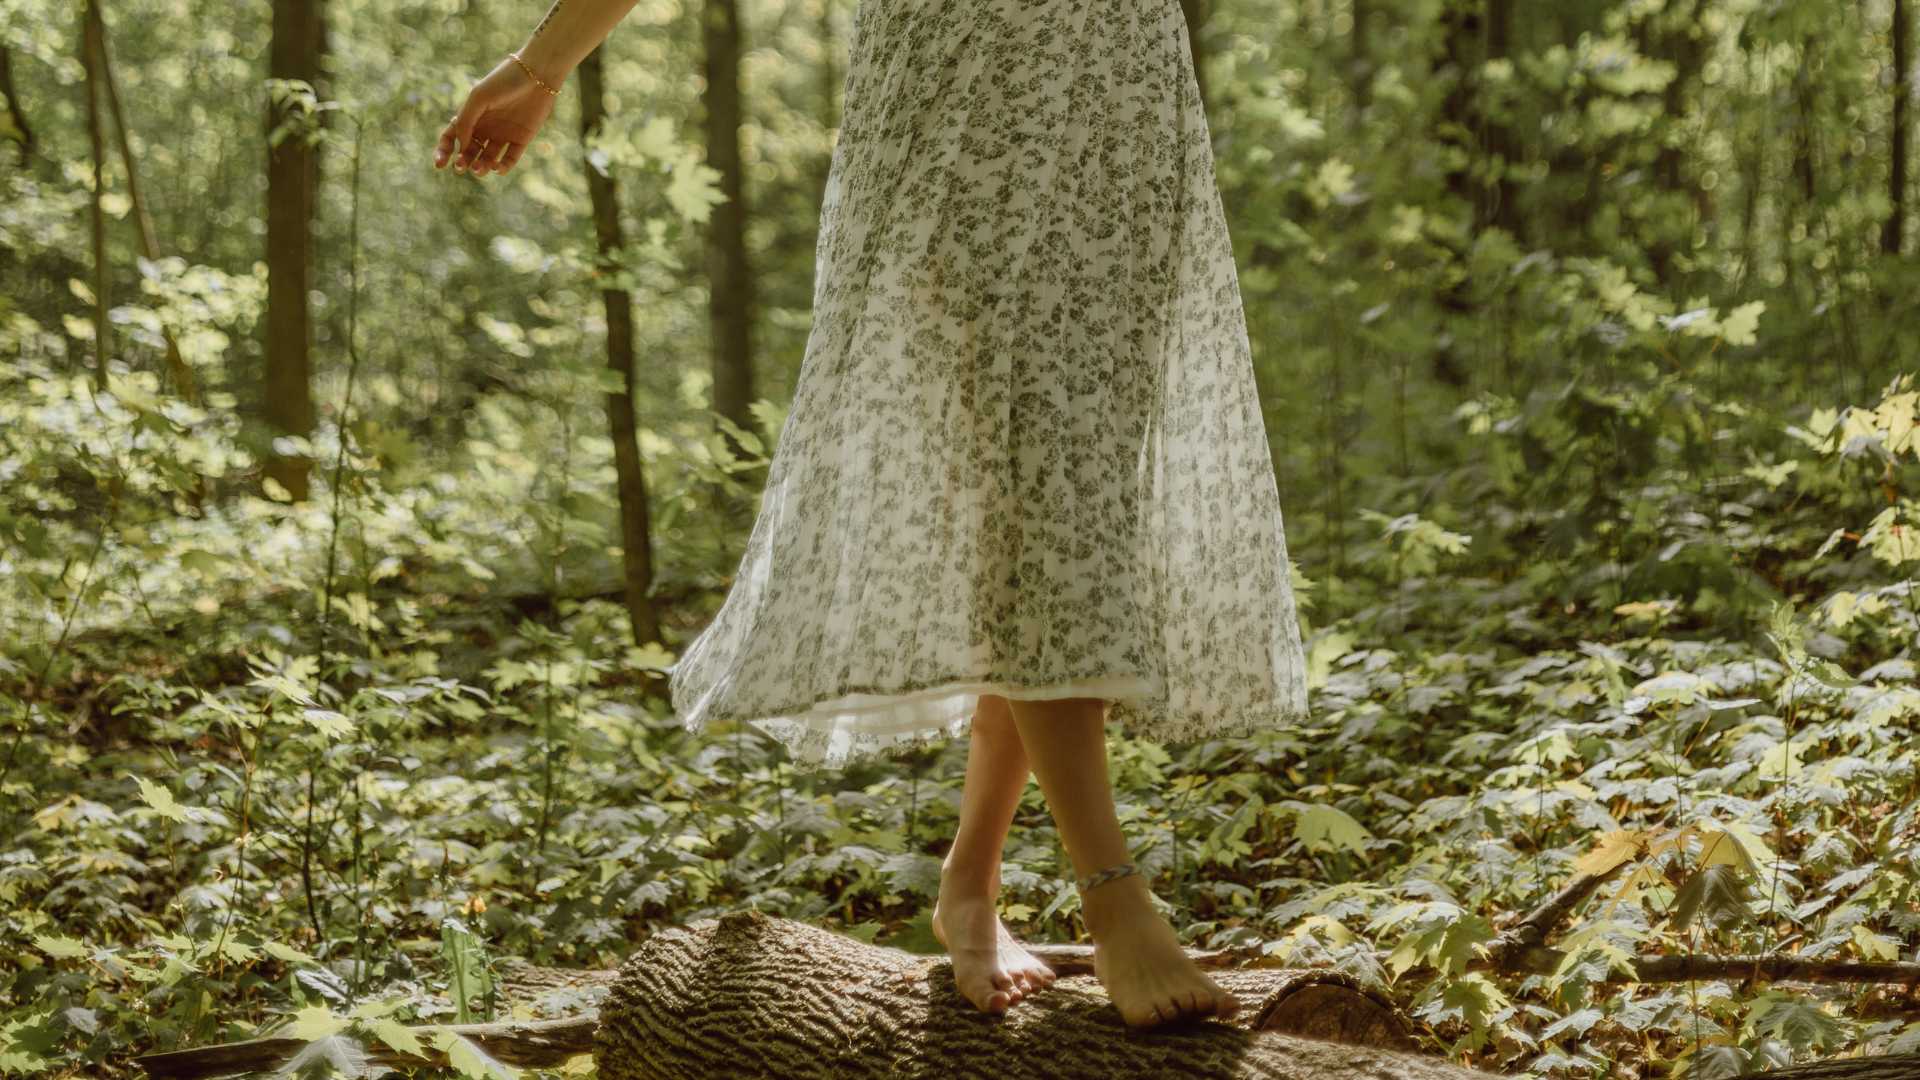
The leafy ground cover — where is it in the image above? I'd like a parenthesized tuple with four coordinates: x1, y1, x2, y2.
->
(4, 343, 1919, 1079)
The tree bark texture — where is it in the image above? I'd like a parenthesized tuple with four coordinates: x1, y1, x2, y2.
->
(265, 0, 321, 500)
(703, 0, 758, 456)
(1886, 0, 1911, 255)
(594, 910, 1502, 1080)
(578, 45, 663, 649)
(81, 0, 110, 387)
(0, 44, 32, 165)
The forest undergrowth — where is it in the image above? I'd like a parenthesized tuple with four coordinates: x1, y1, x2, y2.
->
(4, 340, 1920, 1080)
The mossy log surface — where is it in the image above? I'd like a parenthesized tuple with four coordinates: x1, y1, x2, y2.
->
(594, 909, 1502, 1080)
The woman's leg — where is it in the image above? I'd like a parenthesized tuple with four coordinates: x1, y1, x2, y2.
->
(933, 693, 1058, 1013)
(1007, 696, 1238, 1027)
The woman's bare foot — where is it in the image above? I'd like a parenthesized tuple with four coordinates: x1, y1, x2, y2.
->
(932, 887, 1058, 1015)
(1081, 875, 1238, 1028)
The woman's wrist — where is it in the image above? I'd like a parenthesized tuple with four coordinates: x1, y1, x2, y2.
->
(511, 43, 573, 90)
(508, 50, 565, 95)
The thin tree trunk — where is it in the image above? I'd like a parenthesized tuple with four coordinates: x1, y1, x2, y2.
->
(265, 0, 321, 500)
(1351, 0, 1371, 109)
(0, 45, 33, 166)
(81, 0, 110, 387)
(1484, 0, 1522, 241)
(1886, 0, 1910, 255)
(703, 0, 757, 457)
(88, 0, 199, 405)
(578, 46, 664, 650)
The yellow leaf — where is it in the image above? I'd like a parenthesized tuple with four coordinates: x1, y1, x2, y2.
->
(1852, 925, 1901, 962)
(1573, 830, 1642, 877)
(370, 1018, 426, 1059)
(287, 1003, 348, 1040)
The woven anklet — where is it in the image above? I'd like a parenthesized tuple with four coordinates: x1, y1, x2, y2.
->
(1075, 862, 1141, 893)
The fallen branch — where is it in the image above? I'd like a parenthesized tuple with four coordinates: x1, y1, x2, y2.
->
(1729, 1052, 1920, 1080)
(134, 1017, 597, 1079)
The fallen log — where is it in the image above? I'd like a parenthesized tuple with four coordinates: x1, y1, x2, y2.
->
(138, 895, 1920, 1079)
(1729, 1053, 1920, 1080)
(593, 909, 1496, 1080)
(134, 1016, 598, 1079)
(130, 913, 1433, 1080)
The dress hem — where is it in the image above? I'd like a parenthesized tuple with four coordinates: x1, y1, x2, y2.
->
(675, 667, 1309, 769)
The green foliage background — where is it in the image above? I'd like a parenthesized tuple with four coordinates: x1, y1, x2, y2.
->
(2, 0, 1920, 1076)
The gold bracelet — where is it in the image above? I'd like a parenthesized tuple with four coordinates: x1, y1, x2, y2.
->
(508, 51, 561, 96)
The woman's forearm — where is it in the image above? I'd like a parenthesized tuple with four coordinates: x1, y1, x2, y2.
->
(514, 0, 644, 88)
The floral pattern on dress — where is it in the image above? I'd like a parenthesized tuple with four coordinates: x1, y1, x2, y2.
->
(667, 0, 1311, 768)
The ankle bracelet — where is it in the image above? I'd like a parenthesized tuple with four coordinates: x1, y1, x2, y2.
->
(1075, 862, 1140, 893)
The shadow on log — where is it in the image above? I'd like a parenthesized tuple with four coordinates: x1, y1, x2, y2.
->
(595, 909, 1500, 1080)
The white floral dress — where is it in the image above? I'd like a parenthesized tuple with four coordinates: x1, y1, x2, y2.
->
(667, 0, 1311, 768)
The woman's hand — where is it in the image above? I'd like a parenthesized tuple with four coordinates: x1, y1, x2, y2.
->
(434, 55, 561, 178)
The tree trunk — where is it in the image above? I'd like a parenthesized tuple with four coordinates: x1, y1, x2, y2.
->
(265, 0, 321, 501)
(1483, 0, 1522, 243)
(594, 910, 1501, 1080)
(578, 46, 664, 649)
(1351, 0, 1372, 109)
(80, 0, 111, 388)
(0, 45, 33, 166)
(87, 0, 199, 406)
(1886, 0, 1910, 255)
(703, 0, 758, 459)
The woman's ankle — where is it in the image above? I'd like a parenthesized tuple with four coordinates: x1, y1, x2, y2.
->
(1076, 875, 1164, 939)
(939, 850, 1000, 900)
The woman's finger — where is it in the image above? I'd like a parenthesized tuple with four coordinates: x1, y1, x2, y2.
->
(496, 142, 527, 174)
(476, 139, 508, 176)
(464, 137, 492, 174)
(441, 98, 485, 170)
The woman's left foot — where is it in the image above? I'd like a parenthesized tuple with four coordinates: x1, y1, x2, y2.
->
(932, 888, 1057, 1014)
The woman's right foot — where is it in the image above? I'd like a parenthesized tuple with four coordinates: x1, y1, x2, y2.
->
(932, 891, 1057, 1015)
(1082, 875, 1239, 1028)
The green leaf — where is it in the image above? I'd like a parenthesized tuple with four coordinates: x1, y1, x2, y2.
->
(1670, 864, 1751, 932)
(1749, 993, 1848, 1052)
(32, 935, 89, 960)
(131, 775, 189, 823)
(263, 940, 315, 963)
(663, 149, 725, 224)
(1292, 803, 1372, 856)
(1438, 972, 1510, 1035)
(1720, 300, 1764, 346)
(301, 708, 354, 738)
